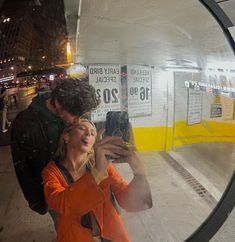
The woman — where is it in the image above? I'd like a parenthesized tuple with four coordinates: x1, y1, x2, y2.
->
(42, 119, 152, 242)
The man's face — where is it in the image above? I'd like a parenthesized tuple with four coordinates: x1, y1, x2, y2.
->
(54, 100, 80, 125)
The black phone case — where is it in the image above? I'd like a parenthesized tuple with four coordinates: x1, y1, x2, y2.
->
(105, 111, 130, 142)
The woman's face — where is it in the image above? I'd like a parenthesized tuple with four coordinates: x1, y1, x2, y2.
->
(67, 120, 97, 153)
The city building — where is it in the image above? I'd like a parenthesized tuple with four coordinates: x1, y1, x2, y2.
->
(0, 0, 68, 85)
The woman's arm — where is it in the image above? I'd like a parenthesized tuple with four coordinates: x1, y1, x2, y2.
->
(42, 164, 107, 216)
(93, 129, 152, 212)
(108, 156, 153, 213)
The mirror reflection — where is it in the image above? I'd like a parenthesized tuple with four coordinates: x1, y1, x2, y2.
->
(0, 0, 235, 242)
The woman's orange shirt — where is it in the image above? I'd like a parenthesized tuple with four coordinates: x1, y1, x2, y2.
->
(42, 161, 131, 242)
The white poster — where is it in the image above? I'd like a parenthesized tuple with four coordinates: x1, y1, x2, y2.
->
(221, 96, 234, 120)
(187, 89, 202, 125)
(88, 65, 121, 122)
(127, 65, 152, 117)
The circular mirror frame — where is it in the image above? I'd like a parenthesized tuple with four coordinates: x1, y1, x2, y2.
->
(185, 1, 235, 241)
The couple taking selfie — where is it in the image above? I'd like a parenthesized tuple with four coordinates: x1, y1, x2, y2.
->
(11, 78, 152, 242)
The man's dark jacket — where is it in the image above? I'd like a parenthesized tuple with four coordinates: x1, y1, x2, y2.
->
(11, 93, 64, 214)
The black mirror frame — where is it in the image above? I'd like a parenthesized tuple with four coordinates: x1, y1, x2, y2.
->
(185, 1, 235, 241)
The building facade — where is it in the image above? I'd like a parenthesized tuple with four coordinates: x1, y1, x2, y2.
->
(0, 0, 67, 84)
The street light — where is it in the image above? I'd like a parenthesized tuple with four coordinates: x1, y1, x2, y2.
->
(66, 42, 72, 64)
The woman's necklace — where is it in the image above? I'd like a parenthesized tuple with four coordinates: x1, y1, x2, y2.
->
(72, 159, 88, 181)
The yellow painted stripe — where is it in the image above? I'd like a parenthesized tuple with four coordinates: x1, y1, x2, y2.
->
(173, 120, 235, 148)
(133, 127, 167, 152)
(132, 121, 235, 151)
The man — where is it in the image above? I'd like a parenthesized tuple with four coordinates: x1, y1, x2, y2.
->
(11, 78, 100, 215)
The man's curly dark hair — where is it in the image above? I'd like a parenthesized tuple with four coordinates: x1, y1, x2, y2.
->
(50, 77, 100, 116)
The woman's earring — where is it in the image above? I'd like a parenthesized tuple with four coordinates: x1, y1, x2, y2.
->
(65, 140, 69, 144)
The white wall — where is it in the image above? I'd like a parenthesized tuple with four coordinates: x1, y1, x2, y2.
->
(130, 68, 172, 128)
(166, 71, 175, 127)
(174, 71, 235, 124)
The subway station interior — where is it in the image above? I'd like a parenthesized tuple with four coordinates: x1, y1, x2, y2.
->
(1, 0, 235, 241)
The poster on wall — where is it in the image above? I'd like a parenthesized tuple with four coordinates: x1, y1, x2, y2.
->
(210, 104, 222, 118)
(187, 89, 202, 125)
(221, 96, 234, 120)
(127, 65, 152, 117)
(233, 100, 235, 120)
(88, 65, 121, 122)
(213, 95, 221, 104)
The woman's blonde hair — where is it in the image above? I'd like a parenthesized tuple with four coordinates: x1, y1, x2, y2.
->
(53, 119, 96, 163)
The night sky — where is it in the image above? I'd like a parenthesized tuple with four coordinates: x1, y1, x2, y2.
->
(0, 0, 41, 11)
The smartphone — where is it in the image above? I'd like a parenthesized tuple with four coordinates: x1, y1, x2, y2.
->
(105, 111, 130, 142)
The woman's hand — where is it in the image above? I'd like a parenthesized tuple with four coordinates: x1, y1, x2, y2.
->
(93, 129, 129, 176)
(115, 144, 146, 176)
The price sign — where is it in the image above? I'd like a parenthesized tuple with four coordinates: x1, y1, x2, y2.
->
(88, 65, 121, 122)
(211, 104, 222, 118)
(187, 89, 202, 125)
(222, 96, 233, 120)
(127, 65, 152, 117)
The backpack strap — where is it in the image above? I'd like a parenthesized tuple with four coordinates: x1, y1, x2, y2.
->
(54, 162, 74, 185)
